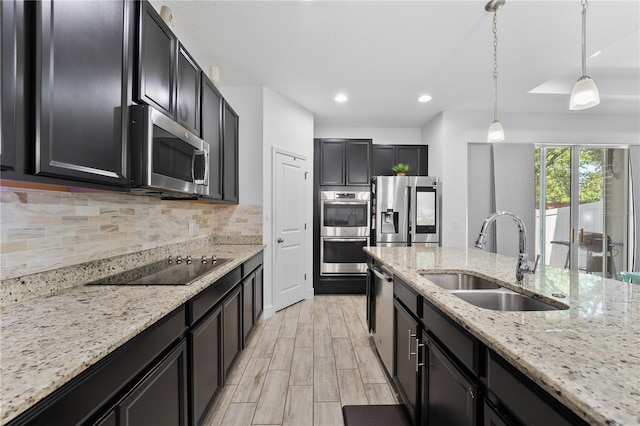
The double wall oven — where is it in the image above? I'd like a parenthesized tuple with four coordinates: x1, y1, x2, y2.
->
(320, 191, 370, 275)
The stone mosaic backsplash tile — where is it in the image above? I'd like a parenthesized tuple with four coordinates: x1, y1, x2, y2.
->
(0, 187, 262, 281)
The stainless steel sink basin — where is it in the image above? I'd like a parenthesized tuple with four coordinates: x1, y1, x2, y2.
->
(450, 289, 564, 311)
(421, 273, 501, 290)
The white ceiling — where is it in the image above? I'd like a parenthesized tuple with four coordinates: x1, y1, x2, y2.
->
(153, 0, 640, 128)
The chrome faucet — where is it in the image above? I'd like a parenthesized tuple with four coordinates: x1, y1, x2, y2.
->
(474, 211, 539, 283)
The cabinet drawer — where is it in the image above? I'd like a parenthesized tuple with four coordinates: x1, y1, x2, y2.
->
(394, 277, 420, 318)
(423, 300, 479, 376)
(487, 351, 584, 426)
(189, 267, 241, 325)
(242, 252, 263, 277)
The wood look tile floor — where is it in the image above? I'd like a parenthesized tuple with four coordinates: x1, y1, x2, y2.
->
(202, 295, 399, 426)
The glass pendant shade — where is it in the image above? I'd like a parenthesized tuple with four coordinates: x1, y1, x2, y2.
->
(569, 75, 600, 110)
(487, 120, 505, 142)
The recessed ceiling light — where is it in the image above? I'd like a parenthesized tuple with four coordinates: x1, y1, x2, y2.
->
(334, 94, 348, 103)
(418, 94, 432, 103)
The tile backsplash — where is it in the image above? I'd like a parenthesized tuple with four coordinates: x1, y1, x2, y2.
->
(0, 187, 262, 281)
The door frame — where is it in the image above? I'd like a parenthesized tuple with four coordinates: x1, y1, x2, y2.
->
(536, 143, 632, 277)
(270, 147, 312, 314)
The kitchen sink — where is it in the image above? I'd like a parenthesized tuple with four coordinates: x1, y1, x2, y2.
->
(421, 273, 501, 290)
(421, 272, 567, 311)
(450, 289, 564, 311)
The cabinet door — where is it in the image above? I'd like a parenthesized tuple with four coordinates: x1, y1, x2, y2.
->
(483, 400, 513, 426)
(394, 299, 420, 422)
(253, 265, 264, 322)
(1, 0, 20, 171)
(426, 336, 477, 426)
(222, 101, 239, 203)
(346, 140, 371, 185)
(94, 410, 117, 426)
(190, 306, 222, 425)
(223, 286, 242, 379)
(138, 1, 176, 116)
(118, 340, 188, 426)
(35, 0, 132, 186)
(397, 146, 428, 176)
(319, 139, 345, 185)
(176, 44, 201, 135)
(242, 272, 255, 342)
(201, 76, 223, 200)
(371, 145, 395, 177)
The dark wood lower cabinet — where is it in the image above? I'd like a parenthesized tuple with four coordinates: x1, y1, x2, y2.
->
(116, 339, 188, 426)
(242, 272, 255, 343)
(223, 286, 242, 380)
(483, 400, 513, 426)
(486, 351, 587, 426)
(190, 305, 222, 425)
(423, 333, 477, 426)
(394, 299, 420, 423)
(254, 265, 263, 323)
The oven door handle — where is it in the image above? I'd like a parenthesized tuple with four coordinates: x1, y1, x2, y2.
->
(324, 238, 369, 243)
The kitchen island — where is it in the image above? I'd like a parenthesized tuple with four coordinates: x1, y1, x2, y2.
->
(0, 241, 264, 425)
(365, 246, 639, 426)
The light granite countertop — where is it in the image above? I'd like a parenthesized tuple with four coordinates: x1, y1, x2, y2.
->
(0, 242, 264, 425)
(364, 246, 640, 426)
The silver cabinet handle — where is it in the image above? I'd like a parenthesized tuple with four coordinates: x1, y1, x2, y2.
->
(416, 338, 425, 372)
(408, 330, 417, 360)
(277, 237, 284, 243)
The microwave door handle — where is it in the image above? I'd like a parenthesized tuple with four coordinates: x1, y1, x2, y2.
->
(192, 150, 207, 185)
(191, 151, 196, 183)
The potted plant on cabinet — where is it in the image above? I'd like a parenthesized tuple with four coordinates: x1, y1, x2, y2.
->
(391, 163, 409, 176)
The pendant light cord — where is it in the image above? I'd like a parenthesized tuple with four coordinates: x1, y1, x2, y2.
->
(492, 9, 499, 122)
(581, 0, 589, 77)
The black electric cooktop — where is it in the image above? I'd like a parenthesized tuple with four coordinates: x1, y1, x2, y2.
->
(87, 257, 232, 285)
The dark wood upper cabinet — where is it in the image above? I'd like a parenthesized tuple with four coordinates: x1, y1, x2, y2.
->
(345, 139, 371, 185)
(137, 1, 176, 116)
(1, 0, 21, 171)
(200, 75, 223, 200)
(370, 145, 395, 178)
(317, 139, 371, 186)
(34, 0, 132, 186)
(371, 144, 428, 177)
(319, 139, 346, 185)
(222, 101, 239, 203)
(176, 43, 201, 135)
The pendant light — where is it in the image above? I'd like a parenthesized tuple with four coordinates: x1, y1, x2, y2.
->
(486, 0, 505, 142)
(569, 0, 600, 110)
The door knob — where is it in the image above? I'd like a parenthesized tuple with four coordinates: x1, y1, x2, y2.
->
(277, 237, 284, 243)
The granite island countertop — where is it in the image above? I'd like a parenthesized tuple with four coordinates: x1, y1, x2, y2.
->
(364, 246, 640, 426)
(0, 243, 264, 425)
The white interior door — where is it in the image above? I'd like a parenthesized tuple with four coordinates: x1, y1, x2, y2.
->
(273, 150, 307, 311)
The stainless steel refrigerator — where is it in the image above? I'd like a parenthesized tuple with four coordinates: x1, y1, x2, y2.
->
(372, 176, 440, 247)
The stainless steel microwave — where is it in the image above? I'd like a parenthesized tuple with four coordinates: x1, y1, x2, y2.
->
(130, 105, 209, 196)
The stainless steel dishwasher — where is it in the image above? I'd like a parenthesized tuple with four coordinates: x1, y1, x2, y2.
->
(371, 262, 394, 375)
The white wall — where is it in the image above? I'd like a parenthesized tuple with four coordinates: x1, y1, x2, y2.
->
(421, 112, 444, 181)
(314, 127, 422, 145)
(263, 87, 315, 314)
(423, 110, 640, 248)
(221, 86, 315, 317)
